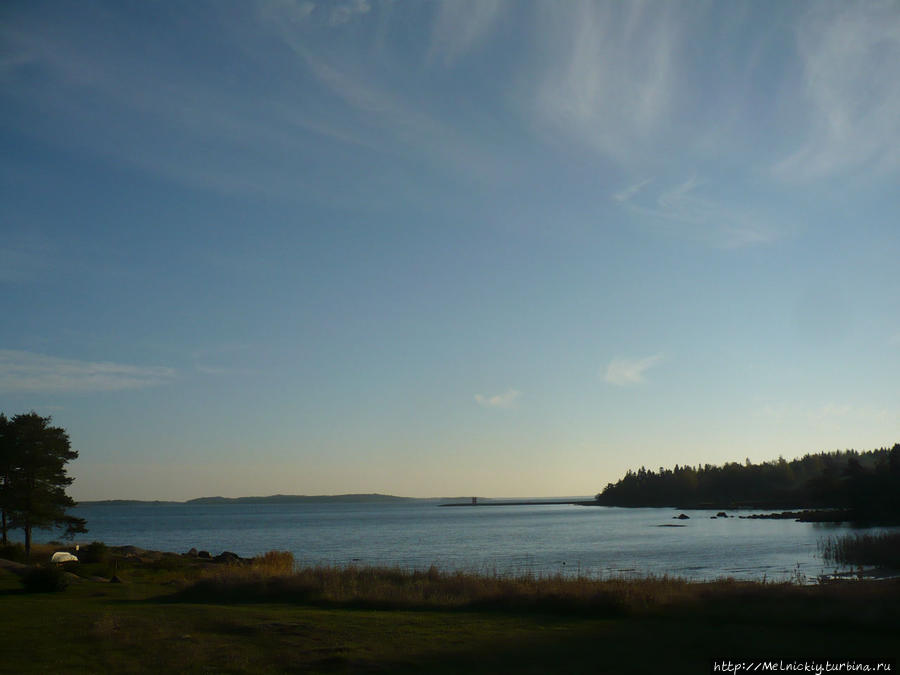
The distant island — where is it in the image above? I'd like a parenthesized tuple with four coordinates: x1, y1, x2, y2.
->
(186, 493, 417, 505)
(77, 493, 418, 506)
(76, 499, 181, 506)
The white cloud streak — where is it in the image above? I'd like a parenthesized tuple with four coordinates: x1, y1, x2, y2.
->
(774, 3, 900, 180)
(532, 0, 684, 165)
(258, 0, 316, 24)
(604, 354, 662, 386)
(0, 18, 366, 201)
(0, 3, 502, 204)
(429, 0, 506, 65)
(194, 364, 261, 377)
(617, 175, 787, 249)
(613, 178, 652, 203)
(258, 11, 508, 183)
(474, 388, 521, 409)
(328, 0, 371, 26)
(258, 0, 370, 27)
(0, 350, 176, 392)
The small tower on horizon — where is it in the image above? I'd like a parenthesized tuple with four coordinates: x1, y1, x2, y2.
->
(471, 496, 477, 505)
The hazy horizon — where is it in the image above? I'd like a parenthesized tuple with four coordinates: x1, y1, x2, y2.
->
(75, 493, 597, 502)
(2, 1, 898, 501)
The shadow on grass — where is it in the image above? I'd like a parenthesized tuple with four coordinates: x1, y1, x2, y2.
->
(157, 579, 632, 618)
(378, 615, 900, 675)
(0, 588, 27, 598)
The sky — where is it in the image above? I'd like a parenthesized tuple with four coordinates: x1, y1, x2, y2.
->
(1, 0, 899, 501)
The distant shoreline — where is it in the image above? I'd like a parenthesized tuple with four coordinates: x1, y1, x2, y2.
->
(75, 496, 852, 519)
(76, 493, 420, 506)
(440, 500, 597, 507)
(76, 494, 595, 506)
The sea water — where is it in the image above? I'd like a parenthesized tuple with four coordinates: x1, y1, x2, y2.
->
(32, 500, 899, 581)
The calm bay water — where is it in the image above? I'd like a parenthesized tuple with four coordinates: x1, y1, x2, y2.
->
(35, 501, 899, 581)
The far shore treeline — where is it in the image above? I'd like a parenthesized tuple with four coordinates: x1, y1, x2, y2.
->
(595, 444, 900, 521)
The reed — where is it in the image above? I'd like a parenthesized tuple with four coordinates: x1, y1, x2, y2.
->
(819, 531, 900, 569)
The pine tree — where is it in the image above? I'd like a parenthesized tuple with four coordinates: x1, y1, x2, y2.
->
(0, 413, 12, 545)
(3, 412, 87, 556)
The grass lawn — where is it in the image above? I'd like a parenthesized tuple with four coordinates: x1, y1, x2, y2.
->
(0, 552, 897, 674)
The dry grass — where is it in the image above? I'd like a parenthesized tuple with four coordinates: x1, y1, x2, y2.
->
(250, 550, 294, 574)
(177, 559, 884, 619)
(195, 550, 294, 582)
(165, 550, 900, 631)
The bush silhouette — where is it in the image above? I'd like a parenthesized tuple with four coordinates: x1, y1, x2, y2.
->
(0, 543, 27, 563)
(22, 566, 70, 593)
(80, 541, 109, 564)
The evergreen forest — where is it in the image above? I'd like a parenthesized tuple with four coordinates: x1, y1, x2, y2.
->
(596, 444, 900, 521)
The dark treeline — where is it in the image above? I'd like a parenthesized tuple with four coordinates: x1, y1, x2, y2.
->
(596, 444, 900, 520)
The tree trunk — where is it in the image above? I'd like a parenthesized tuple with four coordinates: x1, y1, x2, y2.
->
(24, 522, 31, 559)
(1, 509, 6, 546)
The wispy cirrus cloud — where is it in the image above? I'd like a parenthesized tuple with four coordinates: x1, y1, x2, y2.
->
(774, 3, 900, 181)
(474, 388, 521, 409)
(429, 0, 506, 65)
(259, 12, 508, 183)
(604, 354, 662, 386)
(0, 350, 176, 393)
(258, 0, 369, 27)
(258, 0, 315, 24)
(194, 364, 261, 377)
(616, 175, 787, 249)
(613, 178, 652, 203)
(0, 13, 358, 201)
(531, 0, 685, 165)
(327, 0, 371, 26)
(0, 1, 502, 206)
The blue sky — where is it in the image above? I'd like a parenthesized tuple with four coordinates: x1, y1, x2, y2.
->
(1, 0, 898, 500)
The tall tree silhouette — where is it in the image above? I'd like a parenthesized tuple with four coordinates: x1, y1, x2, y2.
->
(0, 413, 12, 545)
(3, 412, 86, 555)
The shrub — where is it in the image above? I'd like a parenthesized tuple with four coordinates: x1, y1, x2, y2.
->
(22, 566, 70, 593)
(80, 541, 109, 564)
(0, 543, 27, 563)
(150, 554, 191, 571)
